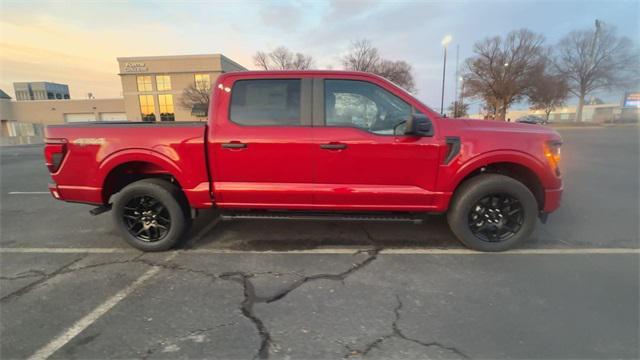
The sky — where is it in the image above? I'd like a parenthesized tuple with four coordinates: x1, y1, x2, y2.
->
(1, 0, 638, 113)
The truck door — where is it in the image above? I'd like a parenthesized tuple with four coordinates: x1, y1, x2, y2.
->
(311, 77, 442, 211)
(208, 76, 314, 209)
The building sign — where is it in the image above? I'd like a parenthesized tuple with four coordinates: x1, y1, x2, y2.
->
(123, 62, 148, 73)
(623, 92, 640, 108)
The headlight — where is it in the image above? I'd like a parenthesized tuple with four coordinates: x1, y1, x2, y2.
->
(543, 140, 562, 176)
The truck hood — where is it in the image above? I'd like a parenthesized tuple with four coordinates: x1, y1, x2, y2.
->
(459, 118, 559, 136)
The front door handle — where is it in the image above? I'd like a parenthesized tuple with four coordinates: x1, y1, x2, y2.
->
(222, 142, 247, 149)
(320, 143, 347, 150)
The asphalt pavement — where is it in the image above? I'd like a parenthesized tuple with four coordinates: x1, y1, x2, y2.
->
(1, 126, 638, 359)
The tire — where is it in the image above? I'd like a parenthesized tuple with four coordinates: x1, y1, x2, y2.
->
(447, 174, 538, 252)
(112, 178, 191, 252)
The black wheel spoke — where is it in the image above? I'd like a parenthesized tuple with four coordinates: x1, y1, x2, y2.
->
(123, 195, 171, 243)
(468, 193, 523, 243)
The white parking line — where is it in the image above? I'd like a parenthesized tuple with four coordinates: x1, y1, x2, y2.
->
(1, 247, 638, 255)
(27, 252, 177, 360)
(0, 248, 134, 253)
(7, 191, 49, 195)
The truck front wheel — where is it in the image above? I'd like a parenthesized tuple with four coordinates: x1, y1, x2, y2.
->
(447, 174, 538, 252)
(113, 178, 191, 251)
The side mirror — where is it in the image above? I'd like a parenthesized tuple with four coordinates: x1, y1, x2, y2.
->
(404, 113, 434, 137)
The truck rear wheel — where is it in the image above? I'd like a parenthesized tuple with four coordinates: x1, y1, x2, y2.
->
(447, 174, 538, 252)
(113, 178, 190, 252)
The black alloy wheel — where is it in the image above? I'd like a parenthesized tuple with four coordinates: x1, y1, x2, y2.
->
(123, 195, 172, 242)
(447, 174, 538, 252)
(468, 193, 524, 242)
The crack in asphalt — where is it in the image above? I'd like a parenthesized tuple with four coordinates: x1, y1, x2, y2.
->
(220, 248, 382, 360)
(219, 272, 272, 360)
(0, 256, 86, 302)
(0, 269, 47, 280)
(345, 295, 469, 359)
(4, 247, 383, 359)
(263, 248, 381, 303)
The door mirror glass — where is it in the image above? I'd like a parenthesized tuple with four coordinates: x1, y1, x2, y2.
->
(405, 113, 433, 137)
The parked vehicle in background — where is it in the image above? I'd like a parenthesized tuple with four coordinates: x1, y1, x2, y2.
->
(517, 115, 548, 124)
(44, 71, 563, 252)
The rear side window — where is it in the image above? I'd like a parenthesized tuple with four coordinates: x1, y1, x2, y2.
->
(230, 79, 301, 126)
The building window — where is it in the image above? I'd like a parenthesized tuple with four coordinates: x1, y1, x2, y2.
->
(195, 74, 210, 91)
(230, 79, 301, 126)
(158, 94, 175, 121)
(47, 92, 54, 99)
(139, 95, 156, 121)
(156, 75, 172, 91)
(137, 76, 153, 92)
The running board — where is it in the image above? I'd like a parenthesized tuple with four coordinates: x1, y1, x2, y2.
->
(89, 204, 112, 216)
(220, 211, 424, 224)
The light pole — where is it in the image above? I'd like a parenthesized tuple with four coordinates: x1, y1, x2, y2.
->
(440, 35, 452, 115)
(459, 76, 465, 117)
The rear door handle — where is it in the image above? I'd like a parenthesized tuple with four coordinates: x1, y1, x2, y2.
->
(320, 143, 347, 150)
(222, 142, 247, 149)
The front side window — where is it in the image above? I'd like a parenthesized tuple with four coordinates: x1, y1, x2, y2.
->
(230, 79, 301, 126)
(156, 75, 172, 91)
(325, 79, 414, 135)
(158, 94, 175, 121)
(139, 94, 156, 121)
(137, 76, 153, 92)
(195, 74, 210, 91)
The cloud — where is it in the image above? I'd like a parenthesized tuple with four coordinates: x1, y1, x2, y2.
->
(0, 0, 635, 109)
(258, 2, 305, 31)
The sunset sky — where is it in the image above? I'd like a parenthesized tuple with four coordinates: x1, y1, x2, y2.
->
(1, 0, 638, 111)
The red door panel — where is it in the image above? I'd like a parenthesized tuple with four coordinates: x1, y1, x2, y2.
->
(313, 127, 441, 210)
(208, 76, 315, 209)
(312, 78, 442, 211)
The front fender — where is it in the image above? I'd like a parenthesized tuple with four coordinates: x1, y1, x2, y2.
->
(443, 150, 556, 192)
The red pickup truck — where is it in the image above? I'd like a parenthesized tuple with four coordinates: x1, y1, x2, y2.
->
(44, 71, 562, 252)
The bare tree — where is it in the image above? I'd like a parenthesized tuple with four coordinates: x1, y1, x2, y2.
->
(342, 39, 381, 72)
(447, 100, 469, 118)
(554, 21, 639, 121)
(342, 39, 417, 92)
(253, 51, 270, 70)
(253, 47, 314, 70)
(292, 53, 314, 70)
(464, 29, 546, 120)
(374, 60, 417, 93)
(179, 83, 210, 118)
(527, 71, 569, 121)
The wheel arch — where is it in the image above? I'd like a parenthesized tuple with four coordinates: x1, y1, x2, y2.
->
(99, 149, 186, 204)
(448, 151, 549, 211)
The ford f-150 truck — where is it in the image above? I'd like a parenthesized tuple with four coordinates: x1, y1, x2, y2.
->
(44, 71, 562, 252)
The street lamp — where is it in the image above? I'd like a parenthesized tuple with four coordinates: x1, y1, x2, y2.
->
(440, 35, 452, 115)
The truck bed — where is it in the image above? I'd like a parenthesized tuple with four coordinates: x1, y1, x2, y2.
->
(45, 121, 211, 207)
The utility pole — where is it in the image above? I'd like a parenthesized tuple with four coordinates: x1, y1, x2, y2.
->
(454, 44, 459, 117)
(440, 35, 452, 115)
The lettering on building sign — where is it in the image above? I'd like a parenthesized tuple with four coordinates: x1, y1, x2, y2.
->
(123, 62, 148, 73)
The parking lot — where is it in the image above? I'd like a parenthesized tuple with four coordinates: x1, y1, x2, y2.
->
(1, 126, 638, 359)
